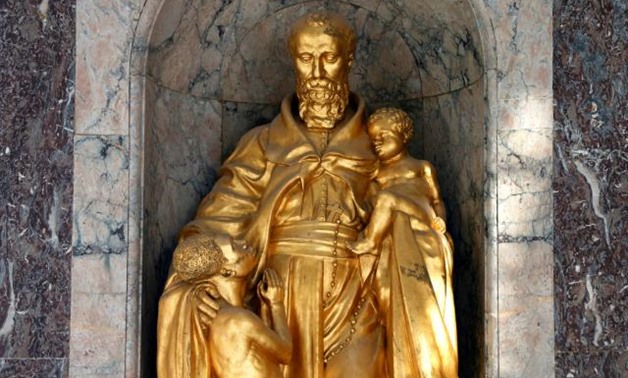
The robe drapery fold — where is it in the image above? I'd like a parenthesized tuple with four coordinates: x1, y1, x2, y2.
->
(157, 94, 458, 377)
(374, 214, 458, 377)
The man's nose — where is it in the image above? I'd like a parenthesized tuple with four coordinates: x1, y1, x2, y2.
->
(311, 58, 325, 78)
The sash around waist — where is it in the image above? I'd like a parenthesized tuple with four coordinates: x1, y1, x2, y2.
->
(269, 221, 361, 259)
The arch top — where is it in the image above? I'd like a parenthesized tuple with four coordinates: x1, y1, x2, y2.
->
(130, 0, 496, 102)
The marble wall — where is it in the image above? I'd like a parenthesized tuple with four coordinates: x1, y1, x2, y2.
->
(0, 0, 74, 376)
(553, 0, 628, 376)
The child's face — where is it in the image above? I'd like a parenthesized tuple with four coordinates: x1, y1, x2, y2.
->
(210, 235, 257, 306)
(368, 119, 405, 161)
(225, 238, 258, 277)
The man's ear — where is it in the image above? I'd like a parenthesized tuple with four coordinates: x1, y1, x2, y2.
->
(347, 53, 354, 68)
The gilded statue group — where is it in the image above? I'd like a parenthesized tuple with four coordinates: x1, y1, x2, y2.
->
(157, 13, 458, 378)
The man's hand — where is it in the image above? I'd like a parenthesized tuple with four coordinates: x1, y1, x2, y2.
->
(258, 269, 284, 305)
(431, 216, 447, 234)
(195, 284, 222, 328)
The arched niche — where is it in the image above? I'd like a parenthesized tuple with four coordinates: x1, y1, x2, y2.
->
(130, 0, 496, 376)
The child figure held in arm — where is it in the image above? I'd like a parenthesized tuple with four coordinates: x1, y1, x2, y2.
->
(171, 233, 292, 378)
(349, 107, 449, 257)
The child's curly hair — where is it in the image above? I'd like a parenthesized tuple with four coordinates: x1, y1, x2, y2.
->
(368, 107, 414, 144)
(173, 233, 227, 282)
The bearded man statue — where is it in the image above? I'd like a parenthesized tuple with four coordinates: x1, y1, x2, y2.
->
(157, 12, 458, 378)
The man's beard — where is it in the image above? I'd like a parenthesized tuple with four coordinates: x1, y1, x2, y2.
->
(296, 77, 349, 129)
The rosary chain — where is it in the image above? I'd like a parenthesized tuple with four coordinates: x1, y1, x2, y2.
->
(321, 216, 366, 363)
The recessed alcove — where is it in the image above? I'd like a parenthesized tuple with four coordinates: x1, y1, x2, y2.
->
(138, 0, 489, 376)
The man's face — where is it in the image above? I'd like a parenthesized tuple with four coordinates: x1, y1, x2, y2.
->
(293, 30, 351, 129)
(293, 31, 349, 84)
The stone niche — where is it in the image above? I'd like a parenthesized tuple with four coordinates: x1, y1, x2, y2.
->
(140, 0, 487, 376)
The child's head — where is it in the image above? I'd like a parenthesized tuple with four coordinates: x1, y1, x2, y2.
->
(174, 233, 257, 306)
(367, 108, 414, 160)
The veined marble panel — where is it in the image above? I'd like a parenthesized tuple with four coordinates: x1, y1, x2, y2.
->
(484, 0, 553, 99)
(142, 79, 223, 294)
(76, 0, 143, 134)
(0, 359, 67, 377)
(0, 0, 74, 373)
(497, 128, 553, 240)
(553, 0, 626, 375)
(72, 135, 129, 255)
(498, 293, 554, 377)
(69, 291, 126, 376)
(143, 83, 222, 263)
(556, 350, 628, 377)
(377, 0, 484, 96)
(140, 80, 223, 377)
(497, 241, 554, 378)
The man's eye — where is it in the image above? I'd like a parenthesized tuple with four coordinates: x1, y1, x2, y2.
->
(299, 54, 313, 63)
(324, 54, 338, 63)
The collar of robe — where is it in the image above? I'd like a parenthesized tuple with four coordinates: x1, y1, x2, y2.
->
(265, 93, 376, 166)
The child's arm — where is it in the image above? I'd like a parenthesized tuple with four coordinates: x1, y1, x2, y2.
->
(257, 283, 272, 328)
(253, 269, 293, 364)
(420, 161, 453, 243)
(421, 161, 446, 221)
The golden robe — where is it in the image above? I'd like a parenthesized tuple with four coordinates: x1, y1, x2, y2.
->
(157, 94, 457, 377)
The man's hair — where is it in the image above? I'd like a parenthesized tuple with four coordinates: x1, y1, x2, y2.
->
(288, 13, 357, 57)
(173, 233, 227, 282)
(368, 107, 414, 144)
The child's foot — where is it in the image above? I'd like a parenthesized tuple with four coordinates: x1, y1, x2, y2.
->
(347, 238, 377, 255)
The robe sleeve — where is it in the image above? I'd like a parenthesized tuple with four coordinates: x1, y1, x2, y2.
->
(180, 126, 271, 239)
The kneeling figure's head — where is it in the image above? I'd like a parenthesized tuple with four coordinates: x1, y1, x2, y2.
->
(173, 233, 257, 306)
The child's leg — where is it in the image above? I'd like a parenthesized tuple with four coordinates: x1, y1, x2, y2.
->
(387, 192, 436, 223)
(364, 191, 398, 246)
(388, 192, 446, 233)
(349, 191, 397, 255)
(349, 191, 441, 255)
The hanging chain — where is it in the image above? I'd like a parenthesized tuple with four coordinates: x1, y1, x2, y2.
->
(321, 216, 367, 363)
(322, 218, 342, 309)
(323, 296, 366, 364)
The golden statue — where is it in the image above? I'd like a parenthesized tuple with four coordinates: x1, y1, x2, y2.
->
(157, 13, 457, 378)
(166, 232, 292, 378)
